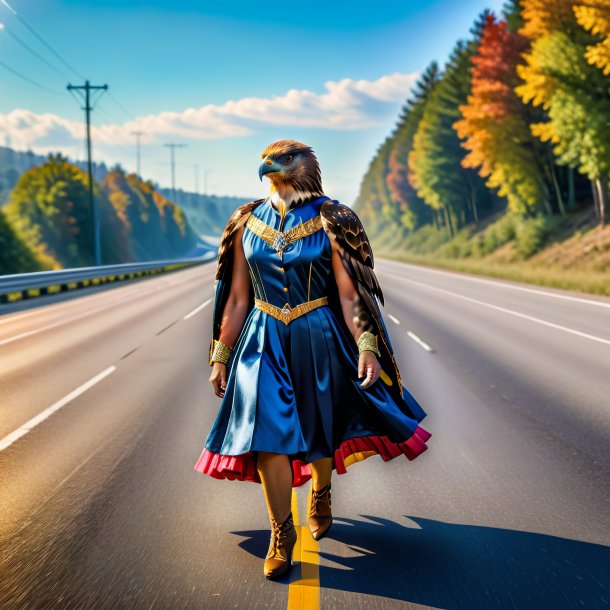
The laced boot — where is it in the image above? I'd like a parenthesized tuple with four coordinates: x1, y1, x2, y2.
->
(263, 511, 297, 579)
(308, 482, 332, 540)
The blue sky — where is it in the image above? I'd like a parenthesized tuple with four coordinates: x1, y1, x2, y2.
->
(0, 0, 505, 203)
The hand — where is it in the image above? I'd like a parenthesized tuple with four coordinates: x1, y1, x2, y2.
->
(358, 351, 381, 389)
(210, 362, 227, 398)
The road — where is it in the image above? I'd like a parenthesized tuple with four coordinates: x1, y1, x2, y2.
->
(0, 259, 609, 610)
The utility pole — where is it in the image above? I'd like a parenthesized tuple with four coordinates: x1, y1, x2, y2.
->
(192, 164, 199, 195)
(203, 169, 212, 196)
(164, 143, 187, 202)
(131, 130, 143, 177)
(67, 80, 108, 266)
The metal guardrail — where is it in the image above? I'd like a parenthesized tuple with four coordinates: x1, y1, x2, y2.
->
(0, 253, 217, 305)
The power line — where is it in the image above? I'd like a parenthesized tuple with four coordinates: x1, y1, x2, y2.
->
(164, 143, 187, 202)
(107, 91, 137, 121)
(67, 80, 109, 267)
(0, 0, 17, 16)
(0, 0, 86, 80)
(83, 101, 147, 177)
(1, 3, 145, 181)
(192, 164, 199, 195)
(0, 59, 58, 93)
(96, 92, 147, 176)
(93, 104, 141, 161)
(16, 13, 85, 80)
(0, 22, 70, 79)
(203, 169, 212, 196)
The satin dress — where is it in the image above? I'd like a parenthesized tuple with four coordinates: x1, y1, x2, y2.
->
(194, 196, 431, 486)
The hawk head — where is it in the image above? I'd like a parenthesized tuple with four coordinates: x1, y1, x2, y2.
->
(258, 140, 324, 209)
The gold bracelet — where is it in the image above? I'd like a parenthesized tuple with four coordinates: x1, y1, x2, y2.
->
(357, 331, 380, 357)
(210, 339, 233, 365)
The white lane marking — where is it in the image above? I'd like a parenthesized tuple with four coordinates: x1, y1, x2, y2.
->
(0, 270, 210, 347)
(0, 287, 160, 347)
(407, 330, 433, 352)
(379, 259, 610, 309)
(183, 298, 213, 320)
(387, 312, 432, 351)
(0, 279, 153, 327)
(0, 292, 124, 327)
(0, 366, 116, 452)
(383, 270, 610, 347)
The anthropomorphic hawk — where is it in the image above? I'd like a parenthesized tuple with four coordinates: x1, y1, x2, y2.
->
(209, 140, 406, 399)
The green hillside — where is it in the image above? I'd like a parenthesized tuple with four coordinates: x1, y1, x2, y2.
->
(159, 188, 251, 237)
(1, 153, 206, 273)
(1, 146, 250, 242)
(103, 170, 200, 261)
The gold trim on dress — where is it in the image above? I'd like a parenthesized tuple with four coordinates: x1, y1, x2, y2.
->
(254, 296, 328, 325)
(246, 214, 323, 254)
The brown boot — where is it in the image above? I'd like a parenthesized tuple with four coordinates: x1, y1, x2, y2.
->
(308, 482, 332, 540)
(263, 512, 297, 579)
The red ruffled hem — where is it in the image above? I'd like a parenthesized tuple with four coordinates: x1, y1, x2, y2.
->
(193, 425, 431, 488)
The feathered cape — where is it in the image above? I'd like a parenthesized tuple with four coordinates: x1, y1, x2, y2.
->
(208, 197, 405, 400)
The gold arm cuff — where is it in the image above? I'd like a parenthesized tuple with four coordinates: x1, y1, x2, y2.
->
(357, 331, 381, 357)
(210, 339, 232, 365)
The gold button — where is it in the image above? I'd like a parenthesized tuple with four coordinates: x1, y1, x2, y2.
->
(283, 286, 288, 292)
(280, 268, 285, 273)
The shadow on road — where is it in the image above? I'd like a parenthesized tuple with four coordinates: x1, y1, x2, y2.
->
(231, 528, 294, 585)
(232, 528, 269, 560)
(318, 515, 610, 609)
(232, 516, 610, 607)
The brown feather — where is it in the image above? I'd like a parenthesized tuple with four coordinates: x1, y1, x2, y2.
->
(320, 201, 405, 392)
(216, 198, 265, 281)
(320, 201, 383, 305)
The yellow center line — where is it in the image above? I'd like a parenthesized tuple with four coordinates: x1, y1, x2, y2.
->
(287, 486, 320, 610)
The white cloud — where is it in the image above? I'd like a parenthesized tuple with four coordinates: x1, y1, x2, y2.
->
(0, 71, 419, 153)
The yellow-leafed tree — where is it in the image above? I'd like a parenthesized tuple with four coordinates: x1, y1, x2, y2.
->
(574, 0, 610, 74)
(455, 13, 557, 215)
(516, 0, 610, 226)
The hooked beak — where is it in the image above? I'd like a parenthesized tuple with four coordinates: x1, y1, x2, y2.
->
(259, 157, 282, 181)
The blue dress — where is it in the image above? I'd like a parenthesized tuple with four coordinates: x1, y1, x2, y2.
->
(194, 196, 431, 486)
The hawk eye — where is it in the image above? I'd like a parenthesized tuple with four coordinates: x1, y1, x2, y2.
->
(282, 155, 293, 164)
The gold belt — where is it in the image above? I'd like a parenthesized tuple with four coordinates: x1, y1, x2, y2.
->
(254, 296, 328, 325)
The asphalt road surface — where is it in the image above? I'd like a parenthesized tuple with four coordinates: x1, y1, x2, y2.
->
(0, 259, 609, 610)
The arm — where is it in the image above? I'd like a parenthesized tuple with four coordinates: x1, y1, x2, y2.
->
(330, 240, 382, 389)
(209, 224, 251, 398)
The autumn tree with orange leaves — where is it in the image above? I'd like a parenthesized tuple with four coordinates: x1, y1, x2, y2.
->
(454, 13, 561, 215)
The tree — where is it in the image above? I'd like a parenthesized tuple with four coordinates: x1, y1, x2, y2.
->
(516, 0, 610, 226)
(454, 13, 558, 216)
(409, 31, 493, 235)
(0, 207, 45, 274)
(4, 153, 96, 268)
(102, 170, 199, 261)
(385, 62, 439, 231)
(352, 137, 395, 236)
(354, 63, 441, 236)
(503, 0, 525, 32)
(573, 1, 610, 74)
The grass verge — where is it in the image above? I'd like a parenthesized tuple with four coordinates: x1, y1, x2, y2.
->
(377, 250, 610, 296)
